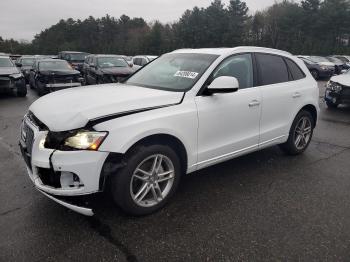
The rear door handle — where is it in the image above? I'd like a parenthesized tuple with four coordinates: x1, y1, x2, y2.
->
(293, 92, 301, 98)
(249, 100, 260, 107)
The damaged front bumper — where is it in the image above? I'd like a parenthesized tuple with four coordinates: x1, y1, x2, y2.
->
(19, 116, 109, 216)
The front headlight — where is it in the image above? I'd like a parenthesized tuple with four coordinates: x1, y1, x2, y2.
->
(328, 81, 342, 92)
(10, 73, 23, 79)
(64, 131, 108, 150)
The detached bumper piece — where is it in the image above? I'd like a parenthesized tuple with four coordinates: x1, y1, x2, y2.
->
(37, 189, 96, 216)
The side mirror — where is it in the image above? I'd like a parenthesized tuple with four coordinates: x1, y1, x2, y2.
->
(15, 62, 22, 67)
(206, 76, 239, 94)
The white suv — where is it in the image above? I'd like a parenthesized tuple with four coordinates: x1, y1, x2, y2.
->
(20, 47, 319, 216)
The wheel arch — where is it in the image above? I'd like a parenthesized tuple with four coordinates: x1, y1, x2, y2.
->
(299, 104, 318, 128)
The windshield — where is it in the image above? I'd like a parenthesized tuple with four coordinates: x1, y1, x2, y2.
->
(21, 58, 35, 66)
(309, 56, 330, 63)
(97, 57, 128, 68)
(68, 53, 88, 61)
(125, 53, 219, 91)
(327, 57, 342, 63)
(0, 57, 14, 67)
(39, 60, 72, 71)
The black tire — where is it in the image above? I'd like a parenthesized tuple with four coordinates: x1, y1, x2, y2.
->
(16, 82, 27, 97)
(96, 77, 103, 85)
(310, 69, 319, 80)
(279, 110, 314, 155)
(326, 101, 338, 109)
(111, 144, 182, 216)
(84, 74, 89, 85)
(36, 80, 47, 96)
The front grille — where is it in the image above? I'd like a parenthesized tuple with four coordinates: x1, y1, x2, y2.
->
(37, 167, 61, 188)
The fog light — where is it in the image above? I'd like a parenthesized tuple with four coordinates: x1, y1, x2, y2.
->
(60, 172, 82, 188)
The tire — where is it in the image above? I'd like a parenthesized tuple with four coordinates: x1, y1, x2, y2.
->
(16, 82, 27, 97)
(326, 101, 338, 109)
(279, 110, 314, 155)
(96, 77, 103, 85)
(36, 80, 47, 96)
(111, 144, 182, 216)
(310, 69, 319, 80)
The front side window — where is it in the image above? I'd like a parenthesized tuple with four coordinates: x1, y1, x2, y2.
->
(211, 53, 254, 89)
(97, 57, 128, 68)
(39, 60, 73, 71)
(256, 53, 289, 85)
(126, 53, 219, 92)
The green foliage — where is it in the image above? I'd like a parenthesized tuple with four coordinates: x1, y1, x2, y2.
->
(1, 0, 349, 55)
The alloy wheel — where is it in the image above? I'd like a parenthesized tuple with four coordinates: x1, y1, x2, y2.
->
(293, 117, 312, 150)
(130, 154, 175, 207)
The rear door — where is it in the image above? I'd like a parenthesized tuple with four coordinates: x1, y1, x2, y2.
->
(256, 53, 307, 147)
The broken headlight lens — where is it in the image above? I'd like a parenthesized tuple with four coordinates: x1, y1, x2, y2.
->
(64, 131, 108, 150)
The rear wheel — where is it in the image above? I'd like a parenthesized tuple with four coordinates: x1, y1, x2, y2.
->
(36, 80, 47, 96)
(279, 110, 314, 155)
(16, 81, 27, 97)
(111, 144, 182, 216)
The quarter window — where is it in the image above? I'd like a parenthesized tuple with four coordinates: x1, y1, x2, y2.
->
(211, 53, 254, 89)
(256, 53, 289, 85)
(285, 59, 305, 80)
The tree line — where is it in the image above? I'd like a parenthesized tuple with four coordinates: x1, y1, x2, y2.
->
(1, 0, 349, 56)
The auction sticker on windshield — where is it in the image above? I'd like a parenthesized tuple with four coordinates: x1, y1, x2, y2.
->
(174, 71, 199, 79)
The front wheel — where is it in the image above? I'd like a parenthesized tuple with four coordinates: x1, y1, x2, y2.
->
(279, 110, 314, 155)
(326, 101, 338, 109)
(111, 144, 182, 216)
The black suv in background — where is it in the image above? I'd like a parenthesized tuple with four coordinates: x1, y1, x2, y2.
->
(83, 54, 134, 85)
(326, 56, 348, 74)
(298, 56, 334, 80)
(29, 59, 83, 96)
(0, 55, 26, 97)
(58, 51, 89, 73)
(15, 56, 36, 84)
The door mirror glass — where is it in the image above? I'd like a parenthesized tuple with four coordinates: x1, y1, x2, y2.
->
(207, 76, 239, 94)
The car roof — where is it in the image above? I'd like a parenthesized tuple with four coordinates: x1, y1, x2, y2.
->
(38, 59, 66, 63)
(172, 46, 292, 57)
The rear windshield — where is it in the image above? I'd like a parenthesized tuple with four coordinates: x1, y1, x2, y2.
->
(39, 60, 72, 71)
(0, 57, 14, 67)
(67, 53, 88, 61)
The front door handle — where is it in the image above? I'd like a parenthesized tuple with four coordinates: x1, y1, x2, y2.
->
(249, 100, 260, 107)
(293, 92, 301, 98)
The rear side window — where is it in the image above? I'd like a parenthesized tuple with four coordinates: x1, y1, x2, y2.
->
(256, 53, 289, 85)
(285, 58, 306, 80)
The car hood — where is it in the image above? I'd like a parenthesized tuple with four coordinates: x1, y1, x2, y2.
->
(29, 84, 184, 131)
(318, 62, 335, 67)
(39, 70, 80, 76)
(100, 67, 134, 75)
(0, 67, 20, 75)
(331, 73, 350, 87)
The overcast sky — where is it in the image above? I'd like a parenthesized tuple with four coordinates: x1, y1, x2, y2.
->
(1, 0, 280, 41)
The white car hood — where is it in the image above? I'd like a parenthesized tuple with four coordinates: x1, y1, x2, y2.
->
(331, 73, 350, 87)
(29, 84, 184, 131)
(319, 62, 335, 67)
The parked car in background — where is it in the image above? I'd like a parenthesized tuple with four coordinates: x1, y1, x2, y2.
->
(29, 59, 83, 96)
(325, 69, 350, 108)
(308, 56, 336, 72)
(0, 55, 26, 97)
(332, 55, 350, 67)
(326, 56, 347, 74)
(20, 47, 319, 216)
(132, 55, 158, 70)
(58, 51, 89, 72)
(297, 56, 334, 80)
(15, 56, 36, 84)
(83, 54, 134, 85)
